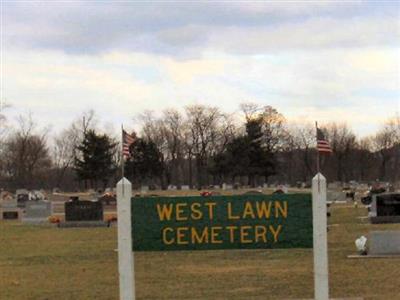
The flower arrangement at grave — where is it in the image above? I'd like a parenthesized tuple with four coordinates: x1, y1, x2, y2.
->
(200, 191, 212, 197)
(48, 216, 61, 224)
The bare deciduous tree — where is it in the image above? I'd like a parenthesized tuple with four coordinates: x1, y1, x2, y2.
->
(3, 114, 51, 189)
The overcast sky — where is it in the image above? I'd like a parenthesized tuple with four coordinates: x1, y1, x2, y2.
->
(2, 1, 400, 137)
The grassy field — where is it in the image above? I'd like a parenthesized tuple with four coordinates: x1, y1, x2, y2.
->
(1, 199, 400, 300)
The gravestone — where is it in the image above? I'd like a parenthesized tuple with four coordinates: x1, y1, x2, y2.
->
(22, 201, 52, 224)
(16, 189, 30, 208)
(369, 231, 400, 255)
(370, 193, 400, 224)
(327, 191, 346, 203)
(65, 200, 103, 222)
(0, 194, 21, 221)
(0, 192, 16, 208)
(222, 183, 233, 190)
(141, 186, 149, 193)
(168, 185, 177, 190)
(181, 185, 190, 190)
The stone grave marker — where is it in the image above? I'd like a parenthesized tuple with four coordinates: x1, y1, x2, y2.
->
(181, 185, 190, 190)
(0, 193, 21, 220)
(369, 230, 400, 255)
(327, 191, 346, 203)
(222, 183, 233, 190)
(1, 192, 18, 210)
(22, 201, 52, 224)
(58, 198, 107, 228)
(370, 193, 400, 224)
(16, 189, 30, 208)
(65, 200, 103, 222)
(1, 191, 16, 208)
(141, 185, 149, 193)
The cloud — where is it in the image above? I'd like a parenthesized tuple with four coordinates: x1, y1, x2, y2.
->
(4, 2, 399, 56)
(4, 46, 398, 137)
(3, 2, 399, 138)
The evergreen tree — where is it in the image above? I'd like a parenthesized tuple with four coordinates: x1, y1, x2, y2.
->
(210, 115, 277, 186)
(125, 138, 164, 184)
(74, 129, 117, 189)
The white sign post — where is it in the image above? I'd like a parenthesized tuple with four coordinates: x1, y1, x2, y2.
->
(117, 178, 135, 300)
(312, 173, 329, 300)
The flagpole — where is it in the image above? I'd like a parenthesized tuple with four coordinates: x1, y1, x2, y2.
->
(121, 124, 125, 179)
(315, 121, 321, 192)
(315, 121, 320, 174)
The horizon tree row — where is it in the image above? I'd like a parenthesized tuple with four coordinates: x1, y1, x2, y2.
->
(0, 103, 399, 191)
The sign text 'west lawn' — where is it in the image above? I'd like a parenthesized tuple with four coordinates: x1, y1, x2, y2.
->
(132, 194, 312, 251)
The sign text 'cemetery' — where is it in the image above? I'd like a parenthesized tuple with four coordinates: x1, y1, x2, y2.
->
(132, 194, 312, 251)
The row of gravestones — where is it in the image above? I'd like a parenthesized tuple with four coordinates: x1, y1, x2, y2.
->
(142, 184, 294, 191)
(0, 194, 51, 223)
(0, 192, 114, 225)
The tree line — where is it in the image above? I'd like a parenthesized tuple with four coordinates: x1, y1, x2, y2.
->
(0, 103, 399, 191)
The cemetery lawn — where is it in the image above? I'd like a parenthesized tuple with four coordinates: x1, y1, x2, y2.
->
(1, 202, 400, 299)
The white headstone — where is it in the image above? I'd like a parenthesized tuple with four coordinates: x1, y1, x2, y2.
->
(369, 231, 400, 255)
(22, 201, 52, 224)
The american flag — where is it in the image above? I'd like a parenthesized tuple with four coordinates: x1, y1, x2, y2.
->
(122, 130, 135, 158)
(317, 128, 332, 154)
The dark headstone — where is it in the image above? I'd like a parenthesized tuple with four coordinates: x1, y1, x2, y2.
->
(346, 191, 355, 200)
(376, 194, 400, 216)
(3, 211, 18, 219)
(370, 193, 400, 224)
(17, 194, 29, 208)
(65, 200, 103, 222)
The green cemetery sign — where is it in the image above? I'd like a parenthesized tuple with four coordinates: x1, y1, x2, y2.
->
(131, 194, 312, 251)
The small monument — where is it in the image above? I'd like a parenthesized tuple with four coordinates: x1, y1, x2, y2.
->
(22, 201, 52, 224)
(369, 231, 400, 256)
(370, 193, 400, 224)
(0, 192, 21, 220)
(59, 197, 107, 228)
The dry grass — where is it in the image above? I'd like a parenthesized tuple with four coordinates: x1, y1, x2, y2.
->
(1, 199, 400, 300)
